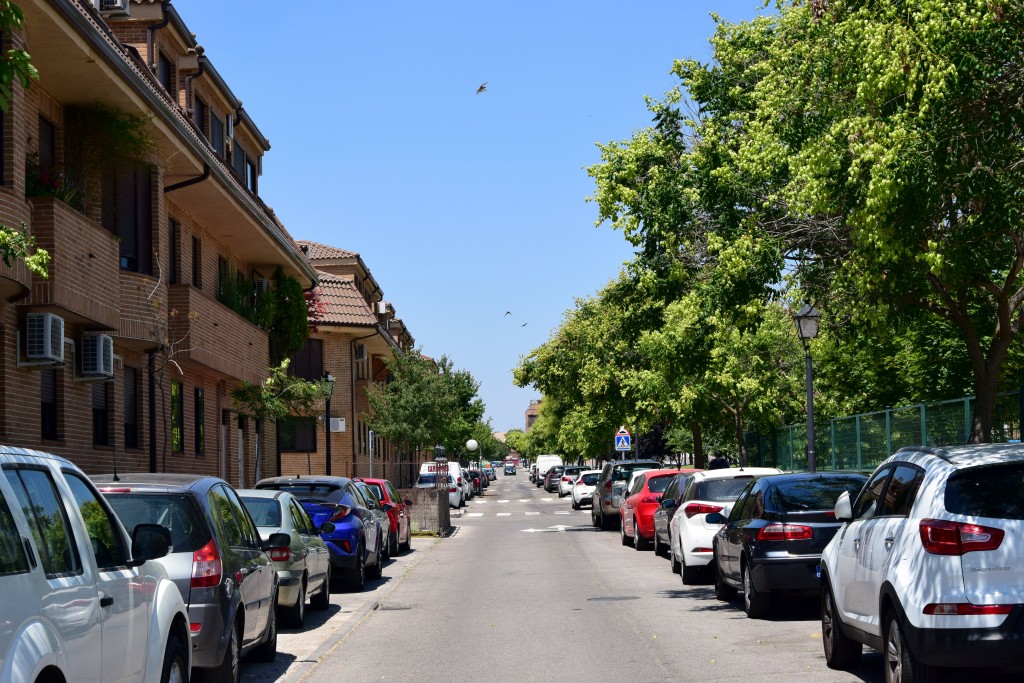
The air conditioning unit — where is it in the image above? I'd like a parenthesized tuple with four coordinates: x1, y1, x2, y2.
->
(81, 335, 114, 378)
(354, 343, 367, 361)
(94, 0, 130, 16)
(26, 313, 65, 364)
(377, 301, 388, 315)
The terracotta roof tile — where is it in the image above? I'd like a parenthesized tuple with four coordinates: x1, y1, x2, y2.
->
(310, 270, 376, 326)
(297, 240, 358, 261)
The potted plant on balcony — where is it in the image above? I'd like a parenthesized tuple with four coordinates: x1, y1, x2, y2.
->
(25, 152, 84, 211)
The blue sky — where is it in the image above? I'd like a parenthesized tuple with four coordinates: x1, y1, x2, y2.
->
(171, 1, 764, 433)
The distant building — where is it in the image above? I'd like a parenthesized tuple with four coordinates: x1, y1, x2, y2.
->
(526, 400, 541, 431)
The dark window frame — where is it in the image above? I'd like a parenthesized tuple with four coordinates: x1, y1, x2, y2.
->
(101, 162, 153, 275)
(191, 236, 202, 288)
(123, 367, 139, 449)
(171, 380, 183, 453)
(194, 387, 205, 455)
(41, 369, 59, 440)
(168, 218, 180, 284)
(92, 382, 111, 447)
(157, 51, 174, 95)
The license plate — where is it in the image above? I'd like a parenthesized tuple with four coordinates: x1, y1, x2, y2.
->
(815, 565, 821, 578)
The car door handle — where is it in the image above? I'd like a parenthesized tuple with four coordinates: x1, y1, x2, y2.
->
(884, 536, 895, 550)
(100, 595, 114, 608)
(853, 538, 861, 551)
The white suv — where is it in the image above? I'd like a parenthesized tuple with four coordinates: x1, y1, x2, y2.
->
(820, 445, 1024, 681)
(0, 446, 191, 682)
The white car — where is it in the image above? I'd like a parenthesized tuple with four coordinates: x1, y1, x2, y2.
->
(571, 469, 602, 509)
(820, 444, 1024, 681)
(557, 466, 587, 497)
(669, 467, 781, 584)
(0, 446, 191, 683)
(415, 472, 462, 508)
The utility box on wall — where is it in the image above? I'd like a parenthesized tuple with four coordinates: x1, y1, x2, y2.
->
(330, 417, 345, 433)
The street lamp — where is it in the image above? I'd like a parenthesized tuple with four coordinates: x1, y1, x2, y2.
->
(794, 303, 821, 473)
(466, 438, 480, 496)
(323, 371, 335, 476)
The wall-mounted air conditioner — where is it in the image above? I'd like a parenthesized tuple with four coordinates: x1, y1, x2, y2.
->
(94, 0, 130, 16)
(26, 313, 64, 364)
(81, 335, 114, 378)
(354, 343, 367, 361)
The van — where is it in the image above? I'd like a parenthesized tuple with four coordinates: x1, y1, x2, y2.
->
(534, 454, 564, 487)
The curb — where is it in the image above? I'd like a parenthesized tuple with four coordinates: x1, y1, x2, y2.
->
(284, 536, 440, 683)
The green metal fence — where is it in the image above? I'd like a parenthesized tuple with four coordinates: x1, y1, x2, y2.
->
(746, 389, 1024, 472)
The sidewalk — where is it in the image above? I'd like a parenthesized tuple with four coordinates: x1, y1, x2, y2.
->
(244, 535, 439, 683)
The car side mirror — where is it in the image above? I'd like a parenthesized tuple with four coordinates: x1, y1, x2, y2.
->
(381, 502, 395, 512)
(318, 522, 335, 534)
(263, 532, 291, 550)
(661, 498, 676, 509)
(129, 523, 172, 566)
(705, 512, 727, 525)
(404, 499, 414, 507)
(834, 491, 853, 522)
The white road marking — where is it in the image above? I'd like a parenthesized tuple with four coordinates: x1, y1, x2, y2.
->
(518, 499, 529, 503)
(525, 511, 540, 516)
(498, 500, 509, 504)
(541, 498, 553, 502)
(497, 513, 511, 517)
(554, 511, 570, 515)
(466, 512, 483, 517)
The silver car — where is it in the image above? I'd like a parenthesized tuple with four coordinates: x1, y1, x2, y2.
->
(239, 489, 334, 628)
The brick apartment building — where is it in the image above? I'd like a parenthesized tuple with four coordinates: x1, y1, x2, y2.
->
(5, 0, 318, 486)
(279, 242, 416, 487)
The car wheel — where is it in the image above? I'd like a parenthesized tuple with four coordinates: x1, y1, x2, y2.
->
(822, 583, 861, 670)
(367, 537, 384, 580)
(742, 562, 771, 619)
(681, 555, 701, 585)
(310, 566, 331, 610)
(885, 611, 938, 683)
(653, 533, 663, 557)
(670, 543, 681, 574)
(344, 544, 365, 592)
(380, 533, 391, 563)
(634, 519, 651, 550)
(713, 561, 737, 601)
(399, 528, 411, 552)
(160, 633, 188, 683)
(620, 519, 632, 546)
(252, 593, 278, 662)
(205, 620, 240, 683)
(571, 499, 580, 510)
(389, 530, 399, 557)
(281, 579, 306, 628)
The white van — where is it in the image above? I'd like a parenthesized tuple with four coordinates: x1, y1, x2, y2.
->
(420, 461, 467, 506)
(534, 454, 564, 487)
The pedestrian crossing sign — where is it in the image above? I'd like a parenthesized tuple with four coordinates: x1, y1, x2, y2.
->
(614, 426, 631, 452)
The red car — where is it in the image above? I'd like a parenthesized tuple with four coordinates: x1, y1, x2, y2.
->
(354, 477, 413, 556)
(621, 468, 698, 550)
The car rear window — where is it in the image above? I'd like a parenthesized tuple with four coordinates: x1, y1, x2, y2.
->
(103, 493, 209, 553)
(580, 473, 600, 485)
(647, 475, 674, 494)
(260, 483, 344, 502)
(612, 463, 659, 481)
(945, 464, 1024, 520)
(240, 497, 282, 527)
(768, 477, 866, 512)
(417, 474, 437, 485)
(695, 478, 755, 502)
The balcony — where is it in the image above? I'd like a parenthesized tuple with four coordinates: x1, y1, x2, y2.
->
(167, 284, 268, 384)
(28, 196, 120, 329)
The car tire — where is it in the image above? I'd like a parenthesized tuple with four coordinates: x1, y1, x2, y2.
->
(620, 520, 632, 546)
(634, 519, 651, 550)
(380, 534, 391, 563)
(160, 633, 188, 683)
(653, 533, 663, 557)
(399, 529, 411, 552)
(344, 544, 365, 592)
(367, 537, 384, 580)
(281, 579, 306, 628)
(714, 561, 737, 601)
(822, 583, 861, 670)
(571, 499, 580, 510)
(885, 611, 938, 683)
(681, 556, 701, 585)
(252, 594, 278, 663)
(389, 530, 399, 557)
(310, 566, 331, 611)
(670, 544, 681, 574)
(205, 620, 241, 683)
(592, 508, 600, 528)
(742, 562, 771, 619)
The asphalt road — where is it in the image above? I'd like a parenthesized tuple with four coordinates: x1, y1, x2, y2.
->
(239, 475, 1016, 683)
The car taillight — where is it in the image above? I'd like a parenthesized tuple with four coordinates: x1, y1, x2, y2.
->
(328, 505, 352, 523)
(684, 503, 723, 518)
(340, 539, 351, 553)
(641, 495, 660, 504)
(269, 547, 290, 562)
(449, 487, 457, 493)
(920, 519, 1004, 555)
(457, 477, 462, 485)
(757, 523, 813, 541)
(924, 603, 1015, 616)
(604, 481, 612, 491)
(191, 538, 222, 589)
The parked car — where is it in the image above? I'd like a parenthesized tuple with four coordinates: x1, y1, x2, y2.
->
(535, 454, 564, 487)
(621, 469, 696, 550)
(591, 459, 662, 530)
(820, 445, 1024, 681)
(529, 463, 538, 482)
(543, 465, 567, 493)
(467, 469, 485, 496)
(711, 472, 867, 618)
(238, 489, 334, 628)
(2, 447, 190, 683)
(459, 466, 474, 500)
(484, 467, 497, 481)
(95, 472, 286, 681)
(652, 470, 700, 564)
(414, 472, 462, 508)
(504, 462, 517, 476)
(668, 467, 782, 584)
(571, 469, 602, 509)
(557, 466, 587, 498)
(254, 476, 385, 593)
(353, 480, 393, 564)
(354, 477, 413, 554)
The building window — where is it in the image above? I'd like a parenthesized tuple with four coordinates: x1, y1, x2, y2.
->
(171, 380, 183, 453)
(101, 162, 153, 275)
(217, 256, 229, 299)
(290, 339, 323, 381)
(168, 219, 179, 284)
(246, 157, 257, 193)
(278, 417, 316, 452)
(191, 236, 202, 288)
(92, 383, 110, 446)
(157, 52, 173, 95)
(210, 111, 224, 158)
(38, 115, 56, 177)
(194, 97, 208, 137)
(194, 387, 205, 455)
(41, 370, 58, 440)
(124, 367, 139, 449)
(355, 344, 368, 380)
(232, 140, 246, 180)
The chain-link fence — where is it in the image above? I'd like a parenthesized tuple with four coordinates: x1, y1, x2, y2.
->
(746, 389, 1024, 472)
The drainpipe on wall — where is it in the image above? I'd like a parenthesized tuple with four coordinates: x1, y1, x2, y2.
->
(184, 48, 206, 115)
(146, 0, 171, 72)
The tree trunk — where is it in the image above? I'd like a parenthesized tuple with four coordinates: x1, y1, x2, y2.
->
(691, 421, 704, 468)
(254, 417, 263, 481)
(970, 362, 1001, 444)
(734, 411, 747, 467)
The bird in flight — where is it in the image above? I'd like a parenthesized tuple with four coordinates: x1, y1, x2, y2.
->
(476, 82, 487, 94)
(521, 322, 528, 327)
(504, 311, 511, 317)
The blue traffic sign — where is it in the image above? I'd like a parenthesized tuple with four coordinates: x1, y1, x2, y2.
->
(615, 434, 631, 451)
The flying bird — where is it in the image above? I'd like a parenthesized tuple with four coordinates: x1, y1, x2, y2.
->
(521, 322, 528, 327)
(504, 311, 511, 317)
(476, 82, 487, 94)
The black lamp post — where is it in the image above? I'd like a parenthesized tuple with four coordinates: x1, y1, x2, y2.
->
(794, 303, 821, 473)
(323, 371, 335, 475)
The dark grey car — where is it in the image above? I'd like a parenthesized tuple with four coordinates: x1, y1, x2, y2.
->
(94, 473, 287, 683)
(652, 471, 697, 565)
(591, 459, 662, 530)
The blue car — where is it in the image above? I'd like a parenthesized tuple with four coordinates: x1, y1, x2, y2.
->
(255, 476, 385, 592)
